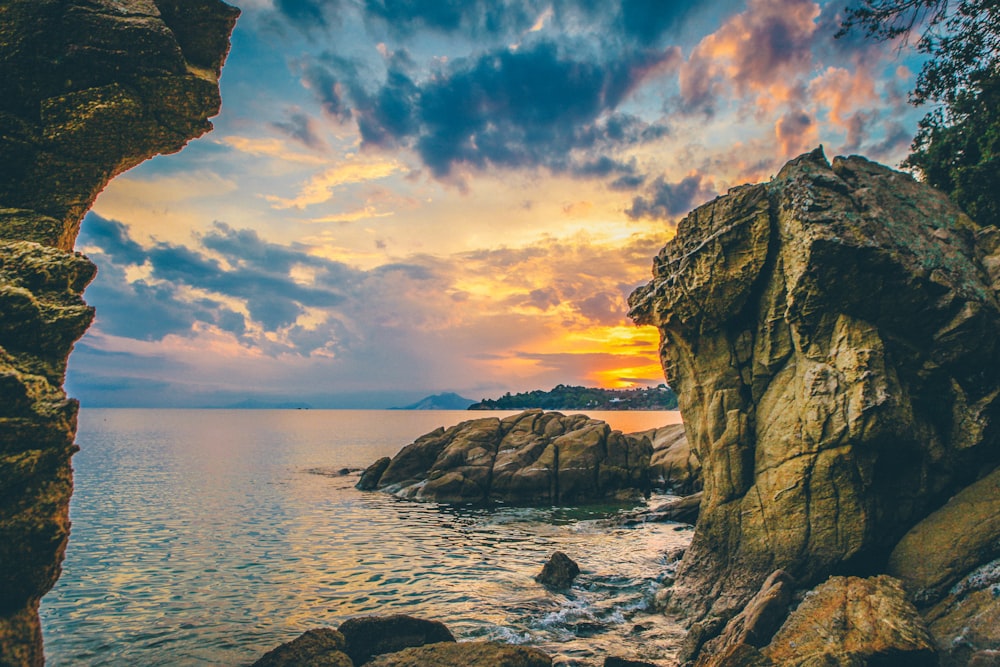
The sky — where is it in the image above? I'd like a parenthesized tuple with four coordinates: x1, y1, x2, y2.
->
(68, 0, 925, 408)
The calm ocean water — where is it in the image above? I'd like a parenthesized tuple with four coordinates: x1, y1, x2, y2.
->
(40, 409, 689, 666)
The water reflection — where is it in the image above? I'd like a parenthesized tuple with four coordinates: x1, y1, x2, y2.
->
(42, 410, 687, 666)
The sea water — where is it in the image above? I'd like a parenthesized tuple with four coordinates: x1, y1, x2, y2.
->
(40, 409, 690, 666)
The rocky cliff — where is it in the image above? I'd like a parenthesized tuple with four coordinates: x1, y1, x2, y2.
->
(0, 2, 238, 663)
(630, 148, 1000, 665)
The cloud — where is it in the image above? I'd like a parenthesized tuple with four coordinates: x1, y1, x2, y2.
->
(625, 172, 717, 220)
(775, 108, 819, 157)
(300, 40, 680, 178)
(271, 108, 328, 149)
(678, 0, 821, 113)
(266, 159, 406, 208)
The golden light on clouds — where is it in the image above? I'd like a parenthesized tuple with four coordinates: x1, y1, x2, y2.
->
(266, 159, 407, 209)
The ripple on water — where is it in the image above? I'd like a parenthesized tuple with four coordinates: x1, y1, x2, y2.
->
(42, 409, 689, 666)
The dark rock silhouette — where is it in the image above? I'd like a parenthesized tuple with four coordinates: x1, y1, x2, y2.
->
(535, 551, 581, 589)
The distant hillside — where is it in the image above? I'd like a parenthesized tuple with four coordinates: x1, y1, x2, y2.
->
(469, 384, 678, 411)
(392, 392, 477, 410)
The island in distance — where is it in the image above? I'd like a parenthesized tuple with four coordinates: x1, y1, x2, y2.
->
(469, 384, 678, 411)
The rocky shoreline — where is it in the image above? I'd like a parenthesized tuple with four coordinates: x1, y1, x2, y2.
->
(356, 409, 699, 504)
(2, 1, 999, 665)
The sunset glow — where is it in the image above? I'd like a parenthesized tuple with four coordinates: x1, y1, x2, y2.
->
(67, 0, 926, 408)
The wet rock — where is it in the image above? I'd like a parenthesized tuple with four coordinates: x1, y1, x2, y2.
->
(337, 614, 455, 665)
(251, 628, 352, 667)
(762, 576, 937, 666)
(922, 559, 1000, 667)
(628, 147, 1000, 633)
(535, 551, 580, 589)
(364, 641, 552, 667)
(888, 465, 1000, 605)
(617, 492, 702, 527)
(356, 457, 391, 490)
(365, 410, 654, 504)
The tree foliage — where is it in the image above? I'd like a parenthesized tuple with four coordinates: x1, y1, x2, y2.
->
(839, 0, 1000, 227)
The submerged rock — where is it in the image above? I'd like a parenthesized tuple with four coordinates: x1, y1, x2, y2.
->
(535, 551, 581, 589)
(0, 1, 238, 662)
(629, 147, 1000, 647)
(361, 410, 658, 504)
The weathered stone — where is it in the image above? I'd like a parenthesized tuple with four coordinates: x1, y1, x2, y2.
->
(364, 641, 552, 667)
(888, 465, 1000, 605)
(696, 570, 794, 666)
(762, 576, 938, 666)
(365, 410, 655, 504)
(535, 551, 580, 589)
(638, 424, 700, 494)
(629, 148, 1000, 637)
(337, 614, 455, 665)
(251, 628, 352, 667)
(0, 1, 237, 663)
(922, 559, 1000, 667)
(357, 457, 391, 491)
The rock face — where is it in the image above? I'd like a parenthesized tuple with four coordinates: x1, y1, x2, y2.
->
(0, 2, 238, 664)
(629, 148, 1000, 638)
(762, 576, 938, 666)
(359, 410, 657, 504)
(636, 423, 700, 494)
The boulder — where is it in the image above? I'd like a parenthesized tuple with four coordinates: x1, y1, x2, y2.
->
(0, 1, 238, 662)
(888, 465, 1000, 605)
(628, 147, 1000, 635)
(535, 551, 580, 589)
(761, 576, 937, 666)
(363, 410, 655, 504)
(337, 614, 455, 665)
(251, 628, 352, 667)
(356, 457, 391, 491)
(922, 559, 1000, 667)
(695, 570, 794, 665)
(638, 424, 700, 494)
(613, 492, 702, 527)
(364, 641, 552, 667)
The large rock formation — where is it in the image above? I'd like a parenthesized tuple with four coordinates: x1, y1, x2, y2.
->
(629, 148, 1000, 662)
(0, 2, 238, 663)
(358, 410, 660, 504)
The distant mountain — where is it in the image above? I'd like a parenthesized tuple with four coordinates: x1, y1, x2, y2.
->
(221, 399, 312, 409)
(391, 392, 477, 410)
(469, 384, 678, 411)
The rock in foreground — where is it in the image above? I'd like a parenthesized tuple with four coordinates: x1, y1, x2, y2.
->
(357, 410, 660, 504)
(535, 551, 581, 589)
(365, 641, 552, 667)
(629, 148, 1000, 643)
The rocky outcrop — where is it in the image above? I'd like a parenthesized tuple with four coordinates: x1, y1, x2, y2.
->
(0, 1, 238, 664)
(358, 410, 658, 504)
(629, 148, 1000, 663)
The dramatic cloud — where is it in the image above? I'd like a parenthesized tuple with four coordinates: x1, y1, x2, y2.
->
(625, 172, 717, 220)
